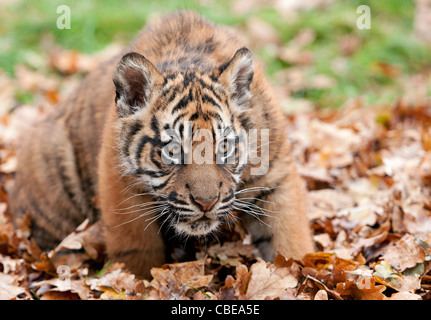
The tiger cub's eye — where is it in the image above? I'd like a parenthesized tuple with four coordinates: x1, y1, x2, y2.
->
(218, 141, 231, 156)
(168, 142, 182, 156)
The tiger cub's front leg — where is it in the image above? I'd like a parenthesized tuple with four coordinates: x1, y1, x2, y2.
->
(240, 165, 314, 261)
(98, 141, 166, 279)
(101, 191, 167, 279)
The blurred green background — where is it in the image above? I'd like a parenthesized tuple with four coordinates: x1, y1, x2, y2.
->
(1, 0, 430, 108)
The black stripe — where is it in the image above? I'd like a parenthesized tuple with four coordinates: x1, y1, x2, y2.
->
(168, 191, 189, 206)
(163, 84, 181, 103)
(56, 156, 81, 214)
(202, 94, 222, 110)
(196, 78, 212, 90)
(204, 111, 219, 119)
(164, 73, 177, 80)
(151, 115, 160, 137)
(213, 113, 224, 125)
(189, 112, 200, 121)
(67, 132, 93, 219)
(124, 122, 143, 156)
(29, 199, 52, 231)
(221, 189, 235, 203)
(197, 78, 224, 102)
(172, 90, 192, 113)
(173, 112, 188, 129)
(233, 163, 247, 174)
(183, 71, 196, 87)
(128, 121, 143, 139)
(202, 93, 222, 110)
(138, 168, 170, 178)
(229, 138, 241, 170)
(135, 136, 163, 165)
(209, 73, 218, 82)
(239, 114, 253, 130)
(150, 148, 163, 169)
(152, 172, 174, 190)
(218, 60, 231, 74)
(179, 124, 184, 140)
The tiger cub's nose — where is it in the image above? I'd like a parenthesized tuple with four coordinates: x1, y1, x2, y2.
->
(191, 195, 219, 212)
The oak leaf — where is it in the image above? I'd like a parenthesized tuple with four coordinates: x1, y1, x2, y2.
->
(381, 234, 425, 272)
(245, 260, 298, 300)
(150, 259, 213, 300)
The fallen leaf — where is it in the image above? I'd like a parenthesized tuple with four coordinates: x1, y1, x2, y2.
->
(87, 268, 135, 294)
(40, 291, 80, 300)
(373, 261, 422, 292)
(245, 260, 298, 300)
(0, 274, 28, 300)
(205, 240, 255, 267)
(314, 289, 328, 300)
(381, 234, 426, 272)
(49, 220, 105, 269)
(389, 291, 422, 300)
(150, 259, 213, 300)
(335, 277, 386, 300)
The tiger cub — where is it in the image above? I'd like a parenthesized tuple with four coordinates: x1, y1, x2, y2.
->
(10, 10, 314, 278)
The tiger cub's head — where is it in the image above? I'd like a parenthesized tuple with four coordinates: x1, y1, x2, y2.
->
(112, 48, 257, 237)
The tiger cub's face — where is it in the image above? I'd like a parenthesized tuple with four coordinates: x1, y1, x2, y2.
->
(112, 49, 255, 237)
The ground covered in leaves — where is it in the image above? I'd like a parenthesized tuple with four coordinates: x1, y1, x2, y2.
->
(1, 48, 431, 300)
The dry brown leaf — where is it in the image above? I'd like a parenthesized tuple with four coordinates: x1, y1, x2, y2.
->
(351, 220, 390, 256)
(245, 260, 298, 300)
(389, 291, 422, 300)
(32, 276, 92, 300)
(150, 259, 213, 300)
(49, 220, 105, 269)
(205, 240, 255, 267)
(373, 261, 423, 292)
(381, 234, 426, 272)
(217, 264, 252, 300)
(0, 273, 28, 300)
(335, 277, 386, 300)
(314, 289, 328, 300)
(87, 268, 135, 294)
(302, 252, 334, 269)
(307, 189, 355, 220)
(40, 291, 80, 300)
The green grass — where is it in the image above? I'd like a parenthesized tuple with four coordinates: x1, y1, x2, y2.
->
(0, 0, 241, 58)
(264, 0, 431, 107)
(1, 0, 430, 108)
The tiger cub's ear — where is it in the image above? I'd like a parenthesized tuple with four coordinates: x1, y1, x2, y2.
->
(219, 47, 255, 111)
(113, 52, 164, 117)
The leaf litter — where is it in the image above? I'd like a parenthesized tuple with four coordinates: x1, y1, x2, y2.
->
(1, 39, 431, 301)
